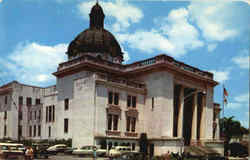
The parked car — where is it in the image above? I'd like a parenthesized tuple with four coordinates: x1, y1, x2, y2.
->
(0, 143, 24, 159)
(64, 147, 78, 155)
(46, 144, 68, 154)
(32, 143, 51, 159)
(110, 152, 145, 160)
(109, 146, 134, 157)
(72, 145, 107, 157)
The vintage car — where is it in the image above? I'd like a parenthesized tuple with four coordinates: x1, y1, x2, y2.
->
(0, 143, 24, 159)
(72, 145, 107, 157)
(110, 152, 145, 160)
(109, 146, 134, 157)
(46, 144, 68, 154)
(32, 143, 51, 158)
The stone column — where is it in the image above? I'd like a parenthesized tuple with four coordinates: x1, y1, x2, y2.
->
(178, 86, 184, 137)
(191, 93, 197, 144)
(200, 94, 206, 140)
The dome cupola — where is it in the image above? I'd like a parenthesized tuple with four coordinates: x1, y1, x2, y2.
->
(66, 2, 124, 63)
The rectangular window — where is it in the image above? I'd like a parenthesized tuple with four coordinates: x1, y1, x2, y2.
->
(113, 115, 119, 131)
(126, 117, 131, 132)
(27, 97, 32, 106)
(4, 96, 7, 105)
(38, 110, 41, 121)
(34, 111, 37, 120)
(46, 107, 48, 122)
(152, 97, 154, 110)
(114, 93, 119, 105)
(131, 117, 136, 132)
(52, 105, 55, 122)
(127, 95, 131, 108)
(4, 125, 7, 136)
(19, 111, 23, 120)
(64, 99, 69, 110)
(108, 114, 112, 130)
(29, 126, 32, 137)
(48, 126, 51, 137)
(108, 92, 113, 104)
(33, 125, 36, 137)
(18, 96, 23, 105)
(4, 111, 7, 120)
(132, 96, 136, 108)
(49, 106, 51, 122)
(19, 125, 22, 137)
(64, 118, 68, 133)
(35, 98, 40, 105)
(38, 125, 41, 136)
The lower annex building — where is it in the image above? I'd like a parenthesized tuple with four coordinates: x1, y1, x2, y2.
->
(0, 3, 223, 156)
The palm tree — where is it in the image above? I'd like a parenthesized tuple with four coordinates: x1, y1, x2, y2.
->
(220, 116, 247, 155)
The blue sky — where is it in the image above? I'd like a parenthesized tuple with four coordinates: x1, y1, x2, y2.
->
(0, 0, 249, 127)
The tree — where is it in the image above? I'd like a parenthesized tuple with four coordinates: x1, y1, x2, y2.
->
(220, 116, 248, 155)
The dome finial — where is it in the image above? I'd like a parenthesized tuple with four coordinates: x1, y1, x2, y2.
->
(89, 1, 105, 29)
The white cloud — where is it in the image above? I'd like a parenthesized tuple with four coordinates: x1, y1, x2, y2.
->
(227, 93, 249, 111)
(0, 42, 67, 86)
(227, 102, 242, 109)
(234, 93, 249, 103)
(232, 49, 249, 69)
(117, 30, 175, 55)
(77, 0, 143, 32)
(117, 7, 204, 57)
(209, 70, 230, 82)
(0, 0, 2, 3)
(207, 43, 217, 52)
(120, 45, 130, 64)
(188, 1, 249, 42)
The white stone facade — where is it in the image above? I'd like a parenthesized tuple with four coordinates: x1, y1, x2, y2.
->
(0, 54, 223, 155)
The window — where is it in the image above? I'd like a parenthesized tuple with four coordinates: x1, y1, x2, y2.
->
(126, 117, 131, 132)
(19, 111, 23, 120)
(34, 111, 37, 120)
(19, 125, 22, 137)
(108, 91, 119, 105)
(46, 107, 48, 122)
(4, 111, 7, 120)
(38, 125, 41, 136)
(127, 95, 136, 108)
(132, 96, 136, 108)
(52, 105, 55, 122)
(131, 117, 136, 132)
(108, 114, 112, 130)
(18, 96, 23, 105)
(107, 114, 119, 131)
(4, 96, 7, 105)
(38, 110, 41, 121)
(132, 143, 135, 151)
(127, 96, 131, 108)
(113, 115, 118, 131)
(4, 125, 7, 136)
(64, 99, 69, 110)
(35, 98, 40, 105)
(108, 92, 113, 104)
(114, 93, 119, 105)
(48, 126, 51, 137)
(64, 118, 68, 133)
(152, 97, 154, 110)
(33, 125, 36, 137)
(49, 106, 51, 122)
(29, 126, 32, 137)
(126, 117, 136, 132)
(27, 97, 32, 106)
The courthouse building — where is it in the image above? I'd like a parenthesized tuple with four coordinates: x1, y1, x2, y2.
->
(0, 3, 223, 155)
